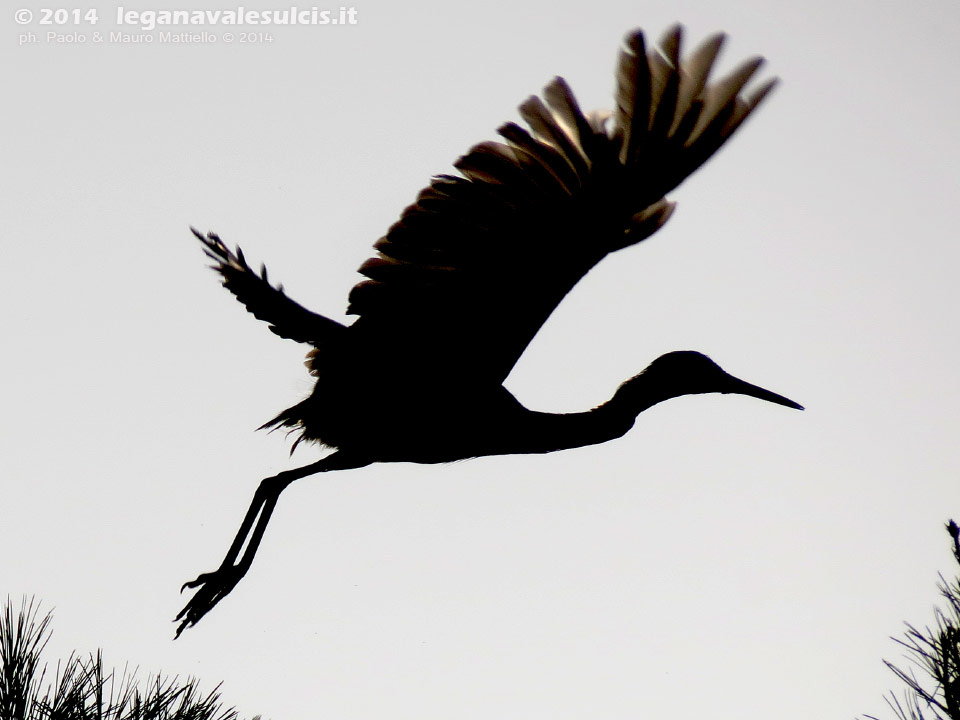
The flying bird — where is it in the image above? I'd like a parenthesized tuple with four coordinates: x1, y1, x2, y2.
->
(176, 25, 802, 637)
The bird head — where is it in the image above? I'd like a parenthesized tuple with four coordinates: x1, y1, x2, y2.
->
(614, 351, 804, 413)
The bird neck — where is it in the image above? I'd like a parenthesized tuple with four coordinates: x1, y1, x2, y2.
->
(516, 383, 660, 455)
(514, 405, 635, 454)
(607, 372, 679, 415)
(499, 376, 680, 457)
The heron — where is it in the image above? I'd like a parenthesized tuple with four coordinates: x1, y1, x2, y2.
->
(176, 25, 802, 638)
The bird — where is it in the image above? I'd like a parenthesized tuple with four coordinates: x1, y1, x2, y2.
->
(176, 24, 802, 638)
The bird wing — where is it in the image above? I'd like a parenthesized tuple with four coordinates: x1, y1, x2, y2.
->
(193, 228, 347, 345)
(349, 25, 777, 385)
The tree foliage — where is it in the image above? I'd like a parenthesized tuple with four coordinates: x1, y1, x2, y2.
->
(0, 598, 261, 720)
(867, 521, 960, 720)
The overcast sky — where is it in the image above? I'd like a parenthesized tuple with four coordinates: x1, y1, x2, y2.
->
(3, 0, 960, 718)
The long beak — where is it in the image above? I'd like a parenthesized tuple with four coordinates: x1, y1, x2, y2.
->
(724, 376, 804, 411)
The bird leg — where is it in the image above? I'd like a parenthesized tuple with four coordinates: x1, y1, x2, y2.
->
(174, 450, 370, 638)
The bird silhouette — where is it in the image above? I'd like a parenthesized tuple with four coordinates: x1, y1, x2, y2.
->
(176, 24, 802, 637)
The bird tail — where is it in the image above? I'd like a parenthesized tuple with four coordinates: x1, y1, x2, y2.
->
(257, 400, 313, 455)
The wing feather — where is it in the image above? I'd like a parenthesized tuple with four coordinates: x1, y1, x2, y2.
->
(496, 121, 582, 195)
(671, 32, 724, 136)
(192, 228, 346, 345)
(614, 29, 651, 165)
(518, 95, 590, 183)
(543, 77, 602, 162)
(647, 25, 681, 141)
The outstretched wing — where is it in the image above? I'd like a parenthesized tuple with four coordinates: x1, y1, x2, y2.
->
(344, 25, 777, 386)
(193, 228, 347, 346)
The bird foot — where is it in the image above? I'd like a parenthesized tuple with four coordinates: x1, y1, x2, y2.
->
(174, 566, 243, 638)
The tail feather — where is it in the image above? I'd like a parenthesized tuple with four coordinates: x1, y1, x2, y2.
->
(257, 400, 314, 454)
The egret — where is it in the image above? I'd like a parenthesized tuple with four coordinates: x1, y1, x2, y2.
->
(176, 25, 802, 637)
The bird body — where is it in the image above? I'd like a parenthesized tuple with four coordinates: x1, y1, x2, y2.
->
(260, 352, 794, 463)
(258, 379, 624, 463)
(176, 25, 801, 637)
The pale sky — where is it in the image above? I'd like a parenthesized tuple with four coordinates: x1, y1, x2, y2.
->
(3, 0, 960, 718)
